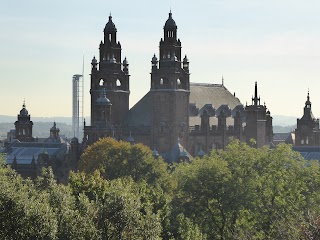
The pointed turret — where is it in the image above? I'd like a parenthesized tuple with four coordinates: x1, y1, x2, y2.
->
(252, 82, 261, 106)
(14, 101, 34, 142)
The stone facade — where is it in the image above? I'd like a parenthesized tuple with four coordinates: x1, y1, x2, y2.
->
(83, 12, 274, 161)
(295, 91, 320, 146)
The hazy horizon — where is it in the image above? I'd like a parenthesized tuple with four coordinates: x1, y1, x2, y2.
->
(1, 0, 320, 118)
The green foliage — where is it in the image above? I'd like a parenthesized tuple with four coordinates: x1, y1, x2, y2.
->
(79, 137, 169, 185)
(3, 141, 320, 239)
(0, 165, 58, 240)
(172, 140, 320, 239)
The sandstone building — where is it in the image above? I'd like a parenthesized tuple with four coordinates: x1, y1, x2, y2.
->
(83, 12, 273, 161)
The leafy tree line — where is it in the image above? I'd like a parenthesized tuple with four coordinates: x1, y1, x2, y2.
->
(1, 138, 320, 239)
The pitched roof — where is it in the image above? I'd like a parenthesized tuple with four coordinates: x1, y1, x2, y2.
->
(189, 83, 243, 126)
(123, 83, 243, 127)
(190, 83, 242, 111)
(122, 92, 153, 127)
(2, 141, 68, 165)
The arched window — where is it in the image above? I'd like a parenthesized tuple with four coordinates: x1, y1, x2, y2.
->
(160, 78, 163, 85)
(99, 79, 104, 86)
(177, 78, 181, 86)
(116, 79, 121, 87)
(109, 33, 112, 42)
(160, 122, 166, 134)
(180, 122, 186, 132)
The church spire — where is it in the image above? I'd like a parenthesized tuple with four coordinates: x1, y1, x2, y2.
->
(252, 82, 260, 106)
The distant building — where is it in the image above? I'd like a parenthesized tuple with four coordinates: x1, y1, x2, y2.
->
(1, 103, 80, 183)
(294, 91, 320, 146)
(83, 12, 273, 162)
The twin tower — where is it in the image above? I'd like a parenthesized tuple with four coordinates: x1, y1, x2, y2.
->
(84, 12, 190, 150)
(83, 12, 273, 159)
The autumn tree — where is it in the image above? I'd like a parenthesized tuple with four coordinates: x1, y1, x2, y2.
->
(79, 137, 169, 185)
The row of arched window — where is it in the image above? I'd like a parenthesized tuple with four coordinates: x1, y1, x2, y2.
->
(99, 79, 122, 87)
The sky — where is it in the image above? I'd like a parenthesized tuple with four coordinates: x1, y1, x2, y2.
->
(1, 0, 320, 118)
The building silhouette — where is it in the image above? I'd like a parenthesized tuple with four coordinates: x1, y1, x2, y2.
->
(2, 103, 80, 183)
(295, 91, 320, 146)
(83, 12, 273, 161)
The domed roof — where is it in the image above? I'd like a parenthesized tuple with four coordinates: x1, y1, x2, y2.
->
(96, 90, 112, 105)
(197, 148, 206, 158)
(126, 135, 135, 143)
(104, 15, 117, 32)
(50, 122, 60, 132)
(71, 137, 79, 144)
(19, 102, 29, 116)
(164, 11, 177, 29)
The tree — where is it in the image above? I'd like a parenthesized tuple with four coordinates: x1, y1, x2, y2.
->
(69, 171, 163, 239)
(172, 140, 319, 239)
(79, 137, 169, 185)
(0, 162, 58, 239)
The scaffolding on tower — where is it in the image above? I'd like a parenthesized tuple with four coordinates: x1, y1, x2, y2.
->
(72, 73, 84, 140)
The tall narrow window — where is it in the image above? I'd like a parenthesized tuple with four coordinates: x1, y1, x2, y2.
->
(160, 78, 163, 85)
(116, 79, 121, 87)
(99, 79, 104, 86)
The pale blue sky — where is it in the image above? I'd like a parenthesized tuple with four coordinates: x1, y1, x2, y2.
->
(1, 0, 320, 118)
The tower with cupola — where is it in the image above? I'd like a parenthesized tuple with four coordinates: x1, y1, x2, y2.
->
(90, 14, 130, 127)
(150, 11, 190, 153)
(14, 101, 34, 142)
(295, 91, 320, 146)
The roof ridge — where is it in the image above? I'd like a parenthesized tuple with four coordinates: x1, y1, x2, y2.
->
(190, 82, 224, 87)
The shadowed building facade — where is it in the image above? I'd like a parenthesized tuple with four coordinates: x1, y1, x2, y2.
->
(295, 91, 320, 146)
(83, 12, 273, 161)
(2, 103, 80, 183)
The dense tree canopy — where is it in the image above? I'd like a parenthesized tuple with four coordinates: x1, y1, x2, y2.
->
(2, 140, 320, 239)
(79, 138, 169, 186)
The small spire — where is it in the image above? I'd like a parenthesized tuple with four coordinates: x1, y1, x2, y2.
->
(23, 99, 26, 108)
(169, 9, 172, 18)
(109, 12, 112, 21)
(222, 75, 224, 86)
(252, 82, 260, 106)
